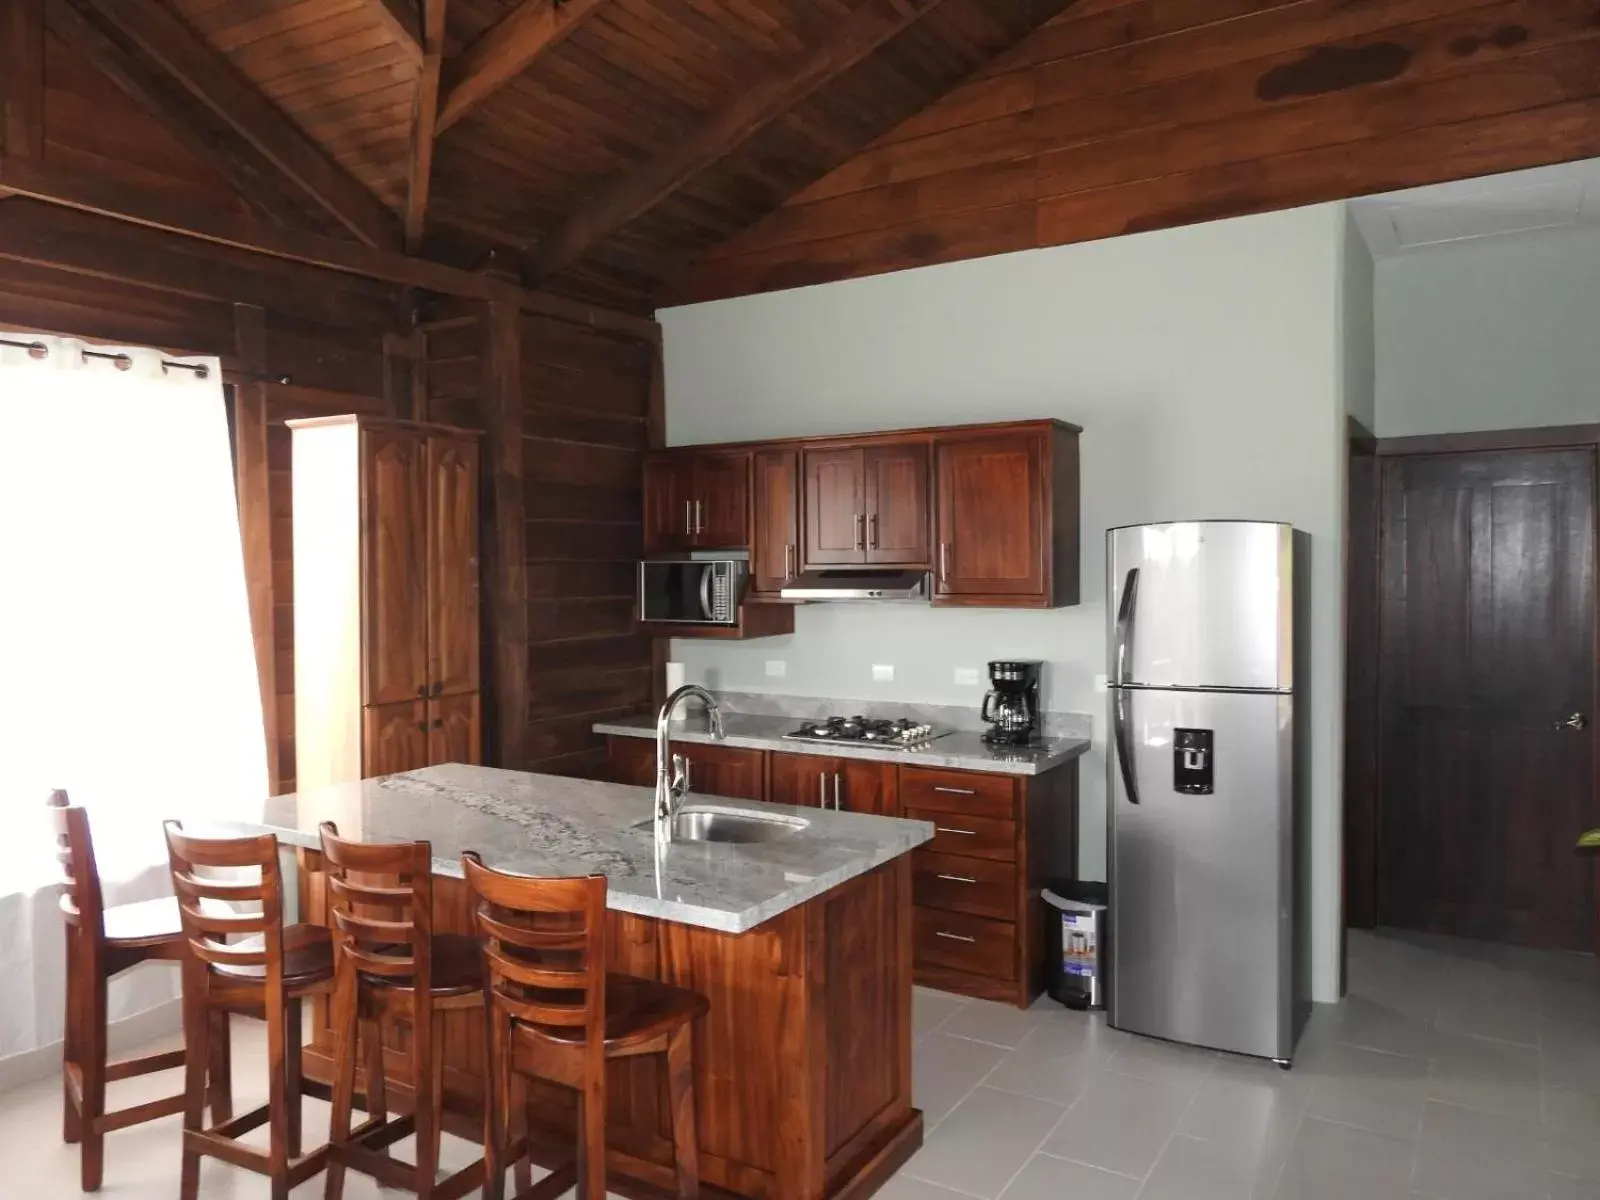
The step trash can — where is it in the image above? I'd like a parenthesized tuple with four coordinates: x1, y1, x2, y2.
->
(1042, 882, 1108, 1010)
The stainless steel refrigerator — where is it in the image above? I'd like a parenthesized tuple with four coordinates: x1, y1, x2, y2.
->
(1107, 520, 1306, 1065)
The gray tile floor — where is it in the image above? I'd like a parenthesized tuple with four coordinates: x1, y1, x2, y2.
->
(7, 929, 1600, 1197)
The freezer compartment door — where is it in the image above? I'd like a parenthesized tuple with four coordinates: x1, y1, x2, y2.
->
(1108, 687, 1294, 1060)
(1108, 522, 1292, 691)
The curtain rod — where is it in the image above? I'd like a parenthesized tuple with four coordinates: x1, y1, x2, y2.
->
(0, 336, 291, 384)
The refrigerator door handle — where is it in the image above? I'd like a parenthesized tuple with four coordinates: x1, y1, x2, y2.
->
(1113, 567, 1139, 685)
(1113, 684, 1140, 806)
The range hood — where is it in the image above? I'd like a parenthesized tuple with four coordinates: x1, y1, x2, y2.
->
(779, 569, 927, 601)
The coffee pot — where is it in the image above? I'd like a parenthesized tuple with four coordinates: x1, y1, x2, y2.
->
(981, 660, 1042, 745)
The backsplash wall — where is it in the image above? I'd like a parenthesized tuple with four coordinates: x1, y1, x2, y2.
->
(660, 203, 1361, 1003)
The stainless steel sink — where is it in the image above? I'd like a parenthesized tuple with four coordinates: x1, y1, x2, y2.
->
(637, 805, 809, 844)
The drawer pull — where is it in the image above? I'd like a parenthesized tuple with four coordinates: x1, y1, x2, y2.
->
(933, 786, 976, 795)
(934, 931, 977, 944)
(935, 826, 977, 836)
(936, 874, 978, 884)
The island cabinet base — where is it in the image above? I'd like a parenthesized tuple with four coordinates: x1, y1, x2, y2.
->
(295, 851, 921, 1200)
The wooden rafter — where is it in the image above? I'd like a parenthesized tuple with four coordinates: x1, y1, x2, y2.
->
(0, 0, 44, 161)
(434, 0, 612, 135)
(80, 0, 399, 249)
(526, 0, 946, 282)
(404, 0, 448, 251)
(367, 0, 424, 67)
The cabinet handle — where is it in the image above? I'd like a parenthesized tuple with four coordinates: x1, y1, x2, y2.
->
(833, 773, 841, 810)
(939, 542, 951, 582)
(416, 721, 428, 732)
(818, 775, 826, 808)
(684, 499, 693, 536)
(936, 874, 978, 884)
(432, 719, 444, 730)
(417, 684, 428, 697)
(933, 786, 975, 795)
(695, 499, 704, 535)
(854, 513, 865, 550)
(685, 757, 692, 790)
(784, 543, 795, 581)
(935, 930, 977, 944)
(935, 826, 977, 836)
(868, 513, 878, 549)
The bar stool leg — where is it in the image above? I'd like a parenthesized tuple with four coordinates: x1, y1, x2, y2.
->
(360, 1016, 386, 1120)
(207, 1011, 233, 1123)
(414, 1009, 438, 1200)
(285, 999, 304, 1158)
(178, 971, 209, 1200)
(61, 931, 82, 1146)
(80, 964, 109, 1191)
(265, 1000, 292, 1200)
(324, 969, 360, 1200)
(667, 1024, 699, 1200)
(578, 1077, 606, 1200)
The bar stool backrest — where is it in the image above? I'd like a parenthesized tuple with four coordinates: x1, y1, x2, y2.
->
(317, 821, 434, 992)
(163, 821, 284, 985)
(47, 789, 104, 935)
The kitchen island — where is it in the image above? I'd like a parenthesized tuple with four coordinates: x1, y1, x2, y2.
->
(247, 763, 934, 1200)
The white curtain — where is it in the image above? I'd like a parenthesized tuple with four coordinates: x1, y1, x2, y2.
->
(0, 335, 268, 1065)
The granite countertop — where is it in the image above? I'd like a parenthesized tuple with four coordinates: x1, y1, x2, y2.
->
(236, 763, 932, 935)
(593, 711, 1091, 776)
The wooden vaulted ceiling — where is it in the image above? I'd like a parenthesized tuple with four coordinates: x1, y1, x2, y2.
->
(20, 0, 1074, 314)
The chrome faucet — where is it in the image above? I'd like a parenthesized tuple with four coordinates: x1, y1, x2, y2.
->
(655, 684, 724, 848)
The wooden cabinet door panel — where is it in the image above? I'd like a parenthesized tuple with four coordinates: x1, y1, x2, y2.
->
(768, 751, 835, 809)
(935, 433, 1046, 598)
(362, 427, 429, 706)
(683, 742, 766, 802)
(364, 700, 430, 776)
(839, 758, 898, 816)
(643, 454, 695, 552)
(428, 692, 481, 766)
(751, 449, 799, 595)
(865, 444, 930, 566)
(607, 736, 656, 788)
(694, 452, 750, 549)
(803, 448, 865, 567)
(427, 434, 480, 697)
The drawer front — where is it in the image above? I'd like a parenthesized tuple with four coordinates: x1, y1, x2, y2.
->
(899, 765, 1015, 819)
(913, 850, 1016, 921)
(914, 908, 1016, 980)
(904, 807, 1016, 862)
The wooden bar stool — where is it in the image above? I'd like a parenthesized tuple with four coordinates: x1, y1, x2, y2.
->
(49, 790, 211, 1192)
(320, 821, 487, 1200)
(462, 851, 708, 1200)
(164, 821, 336, 1200)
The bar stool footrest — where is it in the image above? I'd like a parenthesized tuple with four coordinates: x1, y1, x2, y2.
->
(105, 1048, 186, 1082)
(211, 1103, 271, 1140)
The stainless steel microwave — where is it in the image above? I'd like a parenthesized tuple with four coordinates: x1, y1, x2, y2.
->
(638, 559, 746, 625)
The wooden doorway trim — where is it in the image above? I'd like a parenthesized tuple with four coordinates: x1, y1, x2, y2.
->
(1347, 422, 1600, 955)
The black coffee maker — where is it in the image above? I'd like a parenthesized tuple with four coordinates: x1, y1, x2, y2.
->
(981, 660, 1043, 744)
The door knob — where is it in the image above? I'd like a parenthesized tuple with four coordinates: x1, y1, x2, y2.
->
(1555, 712, 1590, 731)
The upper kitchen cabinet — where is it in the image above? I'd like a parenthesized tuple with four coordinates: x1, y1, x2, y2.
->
(290, 416, 484, 791)
(643, 449, 750, 552)
(802, 442, 930, 570)
(933, 423, 1080, 608)
(750, 448, 800, 596)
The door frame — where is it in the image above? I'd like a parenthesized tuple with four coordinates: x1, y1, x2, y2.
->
(1343, 422, 1600, 954)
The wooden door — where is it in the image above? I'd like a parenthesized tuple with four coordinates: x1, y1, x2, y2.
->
(751, 449, 799, 595)
(804, 448, 865, 567)
(838, 759, 899, 816)
(865, 444, 930, 566)
(427, 434, 480, 698)
(1378, 448, 1597, 951)
(682, 743, 767, 801)
(428, 692, 482, 765)
(693, 452, 750, 549)
(643, 453, 695, 552)
(362, 426, 429, 706)
(363, 700, 430, 776)
(934, 433, 1046, 599)
(768, 751, 836, 809)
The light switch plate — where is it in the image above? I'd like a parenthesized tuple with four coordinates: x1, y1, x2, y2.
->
(765, 660, 787, 678)
(871, 664, 895, 682)
(954, 667, 981, 686)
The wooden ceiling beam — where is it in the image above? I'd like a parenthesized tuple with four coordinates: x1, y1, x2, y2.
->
(403, 0, 448, 251)
(0, 156, 661, 339)
(434, 0, 613, 135)
(1, 0, 44, 161)
(80, 0, 400, 249)
(525, 0, 945, 282)
(368, 0, 424, 68)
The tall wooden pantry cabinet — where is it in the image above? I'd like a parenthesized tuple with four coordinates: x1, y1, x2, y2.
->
(289, 415, 483, 789)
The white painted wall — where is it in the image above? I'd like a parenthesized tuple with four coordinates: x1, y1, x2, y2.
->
(1376, 227, 1600, 437)
(660, 203, 1355, 1002)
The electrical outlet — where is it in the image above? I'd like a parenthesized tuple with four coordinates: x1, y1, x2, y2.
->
(765, 660, 787, 678)
(954, 667, 981, 686)
(871, 664, 895, 682)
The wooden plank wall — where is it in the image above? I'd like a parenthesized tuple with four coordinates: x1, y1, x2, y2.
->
(424, 301, 657, 780)
(670, 0, 1600, 302)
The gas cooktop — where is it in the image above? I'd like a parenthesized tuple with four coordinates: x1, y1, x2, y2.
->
(782, 715, 949, 750)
